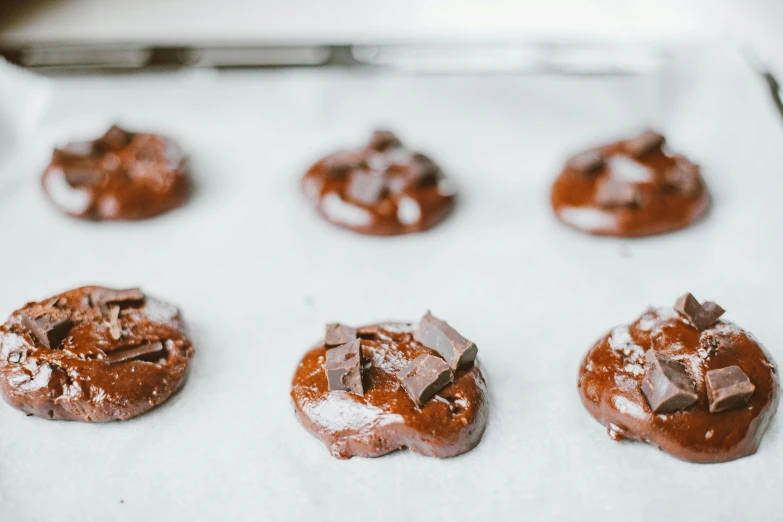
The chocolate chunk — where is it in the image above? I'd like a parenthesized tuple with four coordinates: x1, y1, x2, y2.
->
(626, 130, 665, 158)
(640, 349, 698, 414)
(706, 366, 755, 413)
(674, 293, 725, 330)
(664, 161, 701, 197)
(94, 288, 145, 308)
(96, 125, 132, 151)
(20, 313, 73, 349)
(324, 339, 363, 395)
(59, 141, 96, 158)
(408, 153, 440, 187)
(63, 168, 106, 188)
(566, 149, 605, 174)
(325, 323, 357, 348)
(346, 171, 388, 206)
(368, 130, 402, 152)
(323, 151, 364, 177)
(397, 354, 453, 407)
(106, 341, 165, 364)
(594, 179, 641, 208)
(414, 311, 478, 370)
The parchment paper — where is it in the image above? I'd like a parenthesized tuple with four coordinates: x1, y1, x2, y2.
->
(0, 45, 782, 522)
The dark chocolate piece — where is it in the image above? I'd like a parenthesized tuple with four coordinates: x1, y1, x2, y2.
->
(566, 149, 604, 173)
(368, 130, 402, 152)
(664, 162, 701, 197)
(674, 293, 725, 330)
(397, 354, 453, 407)
(407, 153, 440, 186)
(594, 179, 641, 208)
(706, 366, 755, 413)
(346, 171, 388, 205)
(64, 168, 105, 187)
(325, 323, 357, 348)
(414, 311, 477, 370)
(20, 313, 73, 349)
(324, 339, 363, 395)
(626, 130, 665, 158)
(640, 349, 698, 414)
(94, 288, 145, 308)
(96, 125, 132, 151)
(106, 341, 165, 364)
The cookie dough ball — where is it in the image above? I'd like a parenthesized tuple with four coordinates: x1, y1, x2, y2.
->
(0, 286, 194, 422)
(42, 125, 189, 220)
(551, 130, 710, 237)
(291, 313, 489, 458)
(301, 130, 456, 236)
(578, 293, 779, 463)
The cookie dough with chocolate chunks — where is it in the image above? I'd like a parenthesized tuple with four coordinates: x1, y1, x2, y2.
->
(42, 125, 190, 220)
(291, 314, 489, 459)
(551, 130, 710, 237)
(300, 130, 456, 236)
(577, 293, 779, 463)
(0, 286, 194, 422)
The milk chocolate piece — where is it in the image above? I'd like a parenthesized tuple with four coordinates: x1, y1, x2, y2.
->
(567, 149, 604, 173)
(323, 151, 365, 177)
(94, 288, 145, 308)
(368, 130, 402, 151)
(347, 171, 388, 205)
(674, 293, 725, 330)
(414, 312, 477, 370)
(706, 366, 755, 413)
(626, 130, 665, 158)
(641, 349, 698, 414)
(325, 323, 357, 348)
(64, 168, 105, 187)
(664, 162, 701, 197)
(324, 339, 363, 395)
(97, 125, 132, 151)
(595, 179, 641, 208)
(107, 341, 165, 364)
(20, 313, 73, 349)
(398, 354, 453, 407)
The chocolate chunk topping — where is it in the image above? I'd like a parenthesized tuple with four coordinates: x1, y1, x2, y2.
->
(674, 293, 725, 330)
(706, 366, 755, 413)
(408, 153, 440, 187)
(346, 171, 388, 205)
(64, 168, 106, 188)
(323, 151, 364, 177)
(594, 179, 641, 208)
(566, 149, 605, 174)
(325, 323, 357, 348)
(94, 288, 145, 308)
(324, 339, 363, 395)
(626, 130, 665, 158)
(368, 130, 402, 152)
(20, 313, 73, 349)
(96, 125, 132, 151)
(664, 162, 701, 197)
(640, 349, 698, 414)
(59, 141, 96, 158)
(106, 341, 165, 364)
(397, 354, 453, 407)
(414, 311, 477, 370)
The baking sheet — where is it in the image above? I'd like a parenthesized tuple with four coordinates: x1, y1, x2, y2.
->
(1, 45, 783, 522)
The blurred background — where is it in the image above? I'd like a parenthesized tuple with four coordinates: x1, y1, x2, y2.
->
(1, 0, 782, 74)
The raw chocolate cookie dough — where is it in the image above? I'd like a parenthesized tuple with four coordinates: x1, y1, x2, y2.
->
(551, 130, 710, 237)
(291, 312, 489, 458)
(301, 130, 456, 236)
(578, 293, 779, 463)
(0, 286, 194, 422)
(42, 125, 189, 220)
